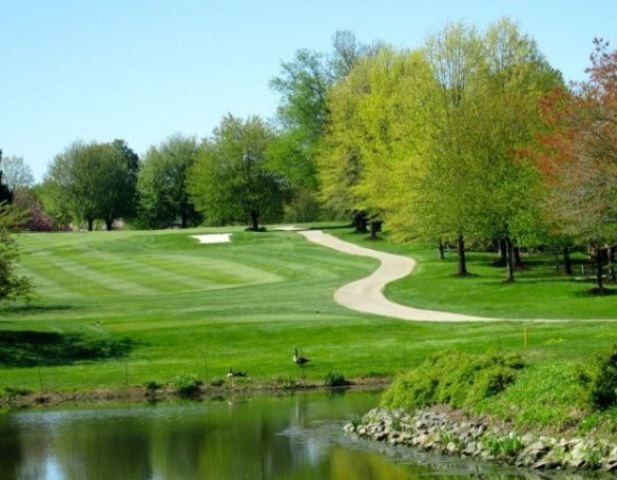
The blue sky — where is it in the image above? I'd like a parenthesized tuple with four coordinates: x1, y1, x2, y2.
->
(1, 0, 616, 180)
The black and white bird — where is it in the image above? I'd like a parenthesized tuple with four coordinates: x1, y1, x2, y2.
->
(293, 348, 310, 366)
(227, 368, 247, 379)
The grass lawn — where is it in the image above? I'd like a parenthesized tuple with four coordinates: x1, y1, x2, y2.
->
(1, 224, 617, 399)
(333, 229, 617, 319)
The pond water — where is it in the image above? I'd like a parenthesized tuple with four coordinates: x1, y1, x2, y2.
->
(0, 389, 584, 479)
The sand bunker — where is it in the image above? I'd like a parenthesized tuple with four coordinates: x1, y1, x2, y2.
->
(191, 233, 232, 244)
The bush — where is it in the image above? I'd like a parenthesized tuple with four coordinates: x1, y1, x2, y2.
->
(481, 433, 523, 458)
(145, 380, 162, 391)
(173, 374, 202, 398)
(325, 372, 349, 387)
(275, 377, 297, 389)
(210, 378, 225, 387)
(590, 346, 617, 410)
(3, 386, 32, 398)
(381, 351, 525, 410)
(283, 188, 321, 222)
(477, 362, 591, 430)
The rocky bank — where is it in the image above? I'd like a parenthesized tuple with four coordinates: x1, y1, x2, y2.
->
(344, 407, 617, 474)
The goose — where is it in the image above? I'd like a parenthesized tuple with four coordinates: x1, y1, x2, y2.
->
(293, 348, 310, 366)
(227, 368, 247, 378)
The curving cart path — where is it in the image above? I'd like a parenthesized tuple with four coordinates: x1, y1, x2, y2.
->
(299, 230, 491, 322)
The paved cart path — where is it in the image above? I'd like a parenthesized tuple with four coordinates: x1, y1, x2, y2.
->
(299, 230, 491, 322)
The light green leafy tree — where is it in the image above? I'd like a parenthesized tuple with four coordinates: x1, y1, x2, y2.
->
(476, 18, 563, 281)
(318, 46, 437, 237)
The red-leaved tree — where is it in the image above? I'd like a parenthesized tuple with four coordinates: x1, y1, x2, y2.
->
(537, 39, 617, 290)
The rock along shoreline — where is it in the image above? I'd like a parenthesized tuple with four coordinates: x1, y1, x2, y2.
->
(344, 407, 617, 474)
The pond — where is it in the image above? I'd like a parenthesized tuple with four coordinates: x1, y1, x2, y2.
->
(0, 389, 584, 479)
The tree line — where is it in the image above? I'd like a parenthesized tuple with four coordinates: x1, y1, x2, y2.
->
(2, 17, 617, 291)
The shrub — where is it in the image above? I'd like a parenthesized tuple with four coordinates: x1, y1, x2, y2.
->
(477, 362, 591, 430)
(481, 433, 523, 458)
(381, 351, 525, 410)
(325, 372, 349, 387)
(210, 378, 225, 387)
(584, 446, 603, 469)
(173, 374, 202, 398)
(145, 380, 161, 391)
(350, 414, 363, 429)
(439, 430, 464, 450)
(3, 386, 32, 397)
(275, 377, 297, 389)
(590, 346, 617, 410)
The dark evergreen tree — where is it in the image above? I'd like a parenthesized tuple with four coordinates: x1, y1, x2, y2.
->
(0, 150, 14, 205)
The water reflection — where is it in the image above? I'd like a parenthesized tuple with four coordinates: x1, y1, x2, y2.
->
(0, 390, 585, 479)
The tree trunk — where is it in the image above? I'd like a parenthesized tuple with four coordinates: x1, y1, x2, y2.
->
(505, 237, 515, 282)
(596, 248, 605, 290)
(498, 238, 507, 266)
(370, 221, 378, 240)
(457, 234, 468, 276)
(105, 218, 114, 231)
(181, 212, 188, 229)
(353, 212, 368, 233)
(87, 218, 94, 232)
(438, 241, 445, 260)
(563, 246, 572, 275)
(610, 246, 617, 282)
(250, 211, 259, 231)
(514, 246, 524, 269)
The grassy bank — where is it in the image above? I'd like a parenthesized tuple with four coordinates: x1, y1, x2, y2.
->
(1, 225, 617, 407)
(381, 349, 617, 442)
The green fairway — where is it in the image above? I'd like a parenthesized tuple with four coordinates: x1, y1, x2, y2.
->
(1, 225, 617, 397)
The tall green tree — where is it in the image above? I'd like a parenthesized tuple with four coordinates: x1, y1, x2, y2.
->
(412, 19, 559, 279)
(0, 155, 34, 192)
(189, 115, 288, 230)
(477, 18, 562, 281)
(99, 140, 140, 230)
(137, 135, 200, 228)
(269, 31, 373, 221)
(0, 203, 32, 302)
(44, 140, 139, 230)
(417, 22, 488, 275)
(270, 48, 330, 221)
(0, 150, 14, 205)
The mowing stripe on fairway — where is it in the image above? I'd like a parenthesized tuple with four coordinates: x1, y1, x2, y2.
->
(27, 249, 156, 297)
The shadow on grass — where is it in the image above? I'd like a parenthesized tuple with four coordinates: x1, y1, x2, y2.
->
(0, 304, 73, 315)
(448, 272, 481, 279)
(0, 331, 134, 367)
(493, 277, 579, 285)
(575, 288, 617, 297)
(308, 224, 352, 231)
